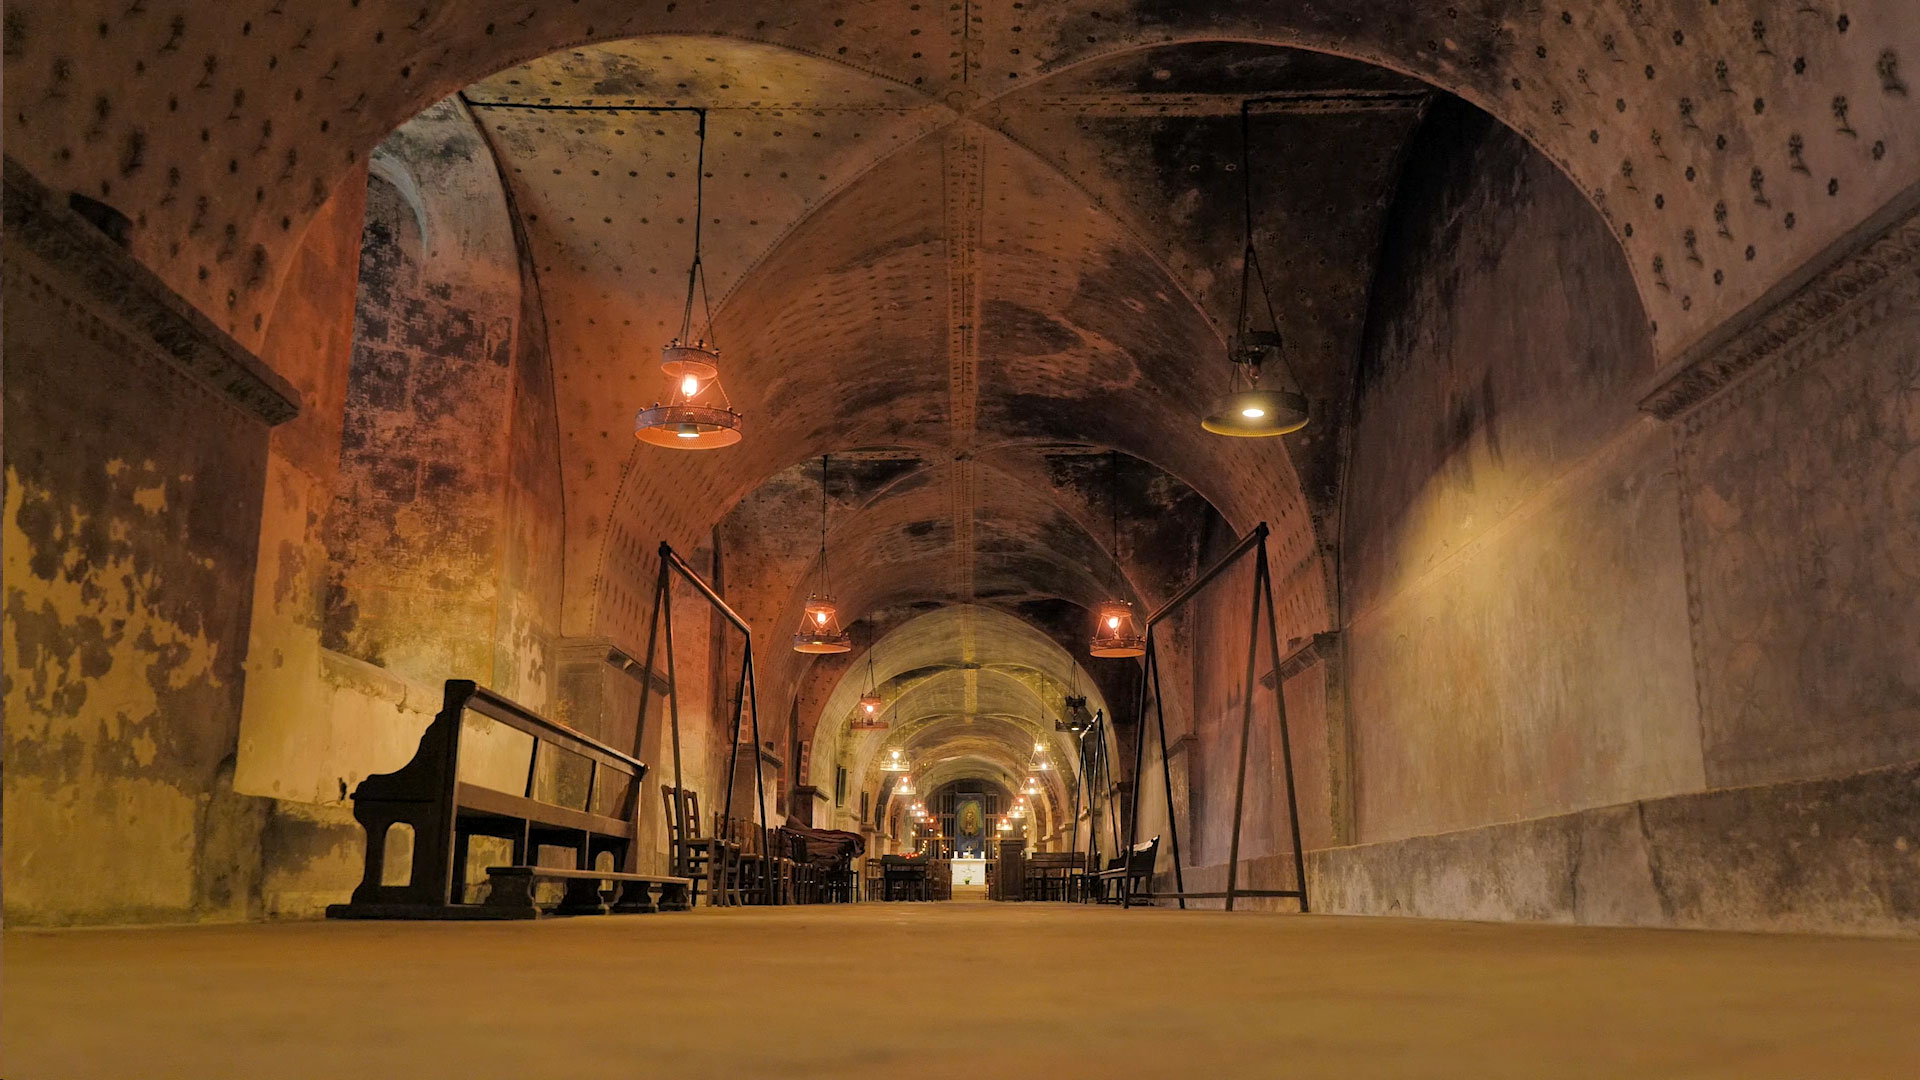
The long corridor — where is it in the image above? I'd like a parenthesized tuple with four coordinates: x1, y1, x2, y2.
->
(7, 905, 1917, 1079)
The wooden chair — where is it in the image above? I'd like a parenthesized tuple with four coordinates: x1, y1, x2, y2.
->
(722, 815, 782, 905)
(661, 786, 730, 907)
(1065, 852, 1098, 902)
(1093, 835, 1160, 907)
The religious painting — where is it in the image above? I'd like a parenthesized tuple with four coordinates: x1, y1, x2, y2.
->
(956, 795, 986, 853)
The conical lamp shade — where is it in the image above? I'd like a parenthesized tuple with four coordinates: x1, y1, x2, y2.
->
(850, 690, 888, 731)
(1089, 598, 1146, 658)
(636, 347, 741, 448)
(1202, 387, 1308, 437)
(634, 402, 742, 447)
(793, 593, 851, 653)
(660, 340, 720, 381)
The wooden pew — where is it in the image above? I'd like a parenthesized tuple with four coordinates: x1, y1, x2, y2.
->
(326, 679, 691, 919)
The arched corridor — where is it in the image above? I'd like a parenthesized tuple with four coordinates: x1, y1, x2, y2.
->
(4, 1, 1919, 1075)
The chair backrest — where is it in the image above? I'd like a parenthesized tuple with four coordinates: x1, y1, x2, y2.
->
(725, 816, 763, 853)
(684, 789, 703, 838)
(660, 785, 680, 841)
(1128, 835, 1160, 876)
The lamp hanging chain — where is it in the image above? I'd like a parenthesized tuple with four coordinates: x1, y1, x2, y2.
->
(1236, 101, 1300, 390)
(819, 453, 831, 595)
(678, 109, 713, 346)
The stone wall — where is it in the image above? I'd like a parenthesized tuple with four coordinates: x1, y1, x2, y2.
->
(1341, 101, 1704, 845)
(1307, 761, 1920, 935)
(323, 144, 520, 692)
(0, 102, 576, 926)
(2, 163, 295, 925)
(1277, 108, 1920, 935)
(1663, 195, 1920, 790)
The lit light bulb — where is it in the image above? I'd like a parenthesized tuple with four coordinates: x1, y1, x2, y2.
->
(1241, 406, 1266, 419)
(681, 374, 700, 396)
(864, 700, 877, 714)
(815, 610, 829, 625)
(1106, 616, 1121, 630)
(1034, 742, 1045, 753)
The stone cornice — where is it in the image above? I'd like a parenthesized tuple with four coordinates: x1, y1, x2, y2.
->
(558, 636, 666, 692)
(1279, 631, 1342, 681)
(3, 157, 299, 426)
(1641, 183, 1920, 423)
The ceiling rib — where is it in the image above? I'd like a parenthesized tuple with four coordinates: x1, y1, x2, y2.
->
(1014, 89, 1431, 117)
(943, 124, 985, 612)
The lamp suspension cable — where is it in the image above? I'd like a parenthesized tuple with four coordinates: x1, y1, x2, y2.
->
(636, 108, 744, 448)
(793, 453, 851, 653)
(679, 110, 714, 350)
(1234, 103, 1284, 376)
(1089, 450, 1146, 658)
(819, 452, 831, 595)
(1202, 100, 1309, 438)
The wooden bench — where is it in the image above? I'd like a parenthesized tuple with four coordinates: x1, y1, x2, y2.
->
(326, 679, 690, 919)
(484, 866, 689, 917)
(1023, 850, 1085, 901)
(880, 853, 932, 901)
(1093, 836, 1160, 908)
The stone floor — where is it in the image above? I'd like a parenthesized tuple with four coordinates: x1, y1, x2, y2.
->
(6, 902, 1918, 1079)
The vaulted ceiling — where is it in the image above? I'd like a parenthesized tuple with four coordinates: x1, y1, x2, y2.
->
(9, 0, 1914, 804)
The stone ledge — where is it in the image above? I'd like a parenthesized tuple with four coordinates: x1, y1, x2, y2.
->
(1304, 761, 1920, 936)
(317, 649, 444, 715)
(2, 157, 299, 426)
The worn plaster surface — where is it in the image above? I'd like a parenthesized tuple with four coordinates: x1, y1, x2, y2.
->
(4, 0, 1918, 935)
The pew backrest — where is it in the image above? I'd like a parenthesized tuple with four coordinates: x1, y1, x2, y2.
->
(335, 679, 647, 911)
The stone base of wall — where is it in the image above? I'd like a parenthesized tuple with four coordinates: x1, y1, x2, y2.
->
(1162, 761, 1919, 936)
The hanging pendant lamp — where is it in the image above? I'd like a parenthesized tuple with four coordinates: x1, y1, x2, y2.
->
(793, 454, 852, 653)
(856, 645, 883, 714)
(1203, 102, 1308, 439)
(1059, 668, 1094, 732)
(851, 652, 888, 729)
(637, 110, 743, 449)
(881, 747, 911, 773)
(1090, 451, 1147, 658)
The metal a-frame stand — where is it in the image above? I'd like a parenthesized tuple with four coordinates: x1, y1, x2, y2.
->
(1066, 709, 1122, 884)
(1126, 522, 1309, 912)
(632, 541, 774, 904)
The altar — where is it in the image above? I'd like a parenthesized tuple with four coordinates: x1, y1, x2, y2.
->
(951, 858, 988, 887)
